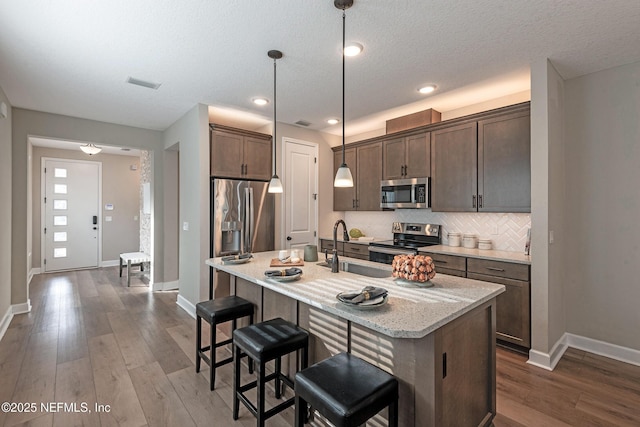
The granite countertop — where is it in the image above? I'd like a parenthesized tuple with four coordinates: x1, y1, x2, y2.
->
(418, 245, 531, 265)
(206, 251, 504, 339)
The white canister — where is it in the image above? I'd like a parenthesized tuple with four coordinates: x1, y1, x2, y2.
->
(463, 234, 477, 249)
(478, 238, 492, 250)
(448, 232, 461, 247)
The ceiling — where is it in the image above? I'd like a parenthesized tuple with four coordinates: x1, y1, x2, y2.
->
(30, 137, 142, 157)
(1, 1, 639, 137)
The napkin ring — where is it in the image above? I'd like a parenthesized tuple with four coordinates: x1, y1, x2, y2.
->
(281, 270, 286, 276)
(362, 290, 370, 301)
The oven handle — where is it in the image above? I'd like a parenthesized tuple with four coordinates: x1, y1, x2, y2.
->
(368, 246, 416, 256)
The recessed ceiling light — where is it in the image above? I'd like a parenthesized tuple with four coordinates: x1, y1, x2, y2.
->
(418, 85, 437, 94)
(327, 118, 340, 125)
(252, 97, 269, 106)
(344, 42, 363, 57)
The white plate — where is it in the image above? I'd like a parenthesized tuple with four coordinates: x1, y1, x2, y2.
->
(393, 278, 433, 288)
(265, 272, 302, 282)
(222, 257, 252, 265)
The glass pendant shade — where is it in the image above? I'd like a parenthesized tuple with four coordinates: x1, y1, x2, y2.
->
(268, 174, 283, 193)
(80, 144, 102, 155)
(334, 164, 354, 187)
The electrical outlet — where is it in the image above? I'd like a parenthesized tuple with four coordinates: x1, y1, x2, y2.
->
(549, 230, 554, 244)
(492, 225, 499, 235)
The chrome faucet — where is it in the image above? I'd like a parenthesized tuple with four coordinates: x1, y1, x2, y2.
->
(326, 219, 350, 273)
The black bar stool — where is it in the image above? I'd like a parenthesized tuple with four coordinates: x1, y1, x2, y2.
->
(195, 296, 254, 390)
(233, 317, 309, 427)
(294, 352, 399, 427)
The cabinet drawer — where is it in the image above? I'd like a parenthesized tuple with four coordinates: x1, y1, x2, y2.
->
(420, 252, 466, 272)
(467, 258, 529, 281)
(343, 242, 367, 255)
(320, 239, 343, 253)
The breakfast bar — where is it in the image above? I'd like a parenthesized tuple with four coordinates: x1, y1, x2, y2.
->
(207, 251, 505, 427)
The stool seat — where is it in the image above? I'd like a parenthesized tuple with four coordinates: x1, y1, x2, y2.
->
(196, 296, 253, 324)
(295, 352, 398, 427)
(233, 317, 309, 427)
(195, 295, 254, 390)
(233, 317, 309, 362)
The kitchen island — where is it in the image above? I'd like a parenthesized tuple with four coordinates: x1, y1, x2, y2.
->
(207, 251, 504, 427)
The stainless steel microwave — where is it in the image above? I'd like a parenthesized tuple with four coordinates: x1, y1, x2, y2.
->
(380, 177, 430, 209)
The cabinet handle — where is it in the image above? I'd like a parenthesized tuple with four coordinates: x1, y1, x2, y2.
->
(486, 267, 505, 272)
(479, 194, 483, 208)
(352, 199, 356, 209)
(244, 164, 248, 175)
(435, 260, 448, 264)
(241, 164, 244, 175)
(472, 195, 477, 208)
(400, 165, 404, 176)
(404, 165, 408, 176)
(356, 199, 360, 208)
(350, 247, 360, 251)
(442, 352, 447, 379)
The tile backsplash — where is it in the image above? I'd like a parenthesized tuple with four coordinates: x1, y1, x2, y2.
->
(344, 210, 531, 252)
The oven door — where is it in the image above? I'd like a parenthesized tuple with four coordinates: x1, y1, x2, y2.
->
(368, 245, 417, 264)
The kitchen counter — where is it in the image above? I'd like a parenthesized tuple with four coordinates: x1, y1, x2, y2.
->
(207, 250, 502, 426)
(419, 244, 531, 264)
(207, 251, 503, 338)
(318, 236, 386, 245)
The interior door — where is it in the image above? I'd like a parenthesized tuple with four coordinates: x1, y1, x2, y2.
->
(43, 159, 100, 271)
(283, 139, 318, 250)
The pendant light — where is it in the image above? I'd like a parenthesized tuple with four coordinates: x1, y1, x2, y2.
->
(80, 144, 102, 155)
(334, 0, 354, 188)
(267, 50, 284, 193)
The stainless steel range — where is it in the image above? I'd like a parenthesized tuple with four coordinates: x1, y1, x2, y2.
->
(368, 222, 441, 264)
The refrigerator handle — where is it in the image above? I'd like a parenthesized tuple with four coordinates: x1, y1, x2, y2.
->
(248, 187, 255, 253)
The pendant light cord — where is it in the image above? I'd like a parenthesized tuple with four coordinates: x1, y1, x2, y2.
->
(341, 9, 346, 166)
(273, 57, 277, 172)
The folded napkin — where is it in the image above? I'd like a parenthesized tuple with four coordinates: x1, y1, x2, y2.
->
(221, 253, 253, 261)
(338, 286, 388, 304)
(264, 267, 302, 277)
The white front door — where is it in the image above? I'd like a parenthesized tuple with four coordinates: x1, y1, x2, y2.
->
(43, 158, 100, 271)
(283, 139, 318, 250)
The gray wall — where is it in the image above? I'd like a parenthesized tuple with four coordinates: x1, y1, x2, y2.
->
(11, 108, 164, 305)
(0, 86, 11, 320)
(564, 61, 640, 350)
(162, 104, 209, 306)
(31, 147, 141, 265)
(530, 59, 567, 356)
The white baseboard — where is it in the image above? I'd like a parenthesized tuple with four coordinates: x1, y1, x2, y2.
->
(565, 333, 640, 367)
(527, 335, 568, 371)
(0, 300, 32, 343)
(28, 268, 41, 283)
(528, 332, 640, 370)
(0, 305, 12, 342)
(176, 294, 196, 319)
(101, 259, 120, 267)
(151, 280, 179, 291)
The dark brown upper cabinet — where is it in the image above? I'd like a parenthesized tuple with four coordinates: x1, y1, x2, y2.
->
(382, 132, 430, 180)
(210, 125, 272, 181)
(333, 141, 382, 211)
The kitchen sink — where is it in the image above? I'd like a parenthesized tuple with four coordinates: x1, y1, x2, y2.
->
(316, 261, 392, 278)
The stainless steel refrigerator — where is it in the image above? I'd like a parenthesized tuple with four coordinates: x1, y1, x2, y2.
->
(210, 178, 274, 297)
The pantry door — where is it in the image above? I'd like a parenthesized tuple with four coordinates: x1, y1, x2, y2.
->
(42, 158, 101, 271)
(283, 138, 318, 250)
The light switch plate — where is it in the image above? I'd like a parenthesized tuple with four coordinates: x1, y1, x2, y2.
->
(183, 221, 189, 231)
(105, 216, 112, 222)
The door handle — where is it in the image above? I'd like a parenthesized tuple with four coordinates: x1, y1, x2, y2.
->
(92, 215, 98, 225)
(286, 236, 292, 241)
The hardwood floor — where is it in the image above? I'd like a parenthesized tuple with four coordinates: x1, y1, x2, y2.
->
(1, 267, 639, 426)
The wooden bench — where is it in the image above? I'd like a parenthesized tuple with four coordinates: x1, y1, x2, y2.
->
(119, 252, 151, 286)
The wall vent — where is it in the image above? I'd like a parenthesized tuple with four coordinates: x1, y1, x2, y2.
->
(295, 120, 311, 127)
(126, 76, 161, 90)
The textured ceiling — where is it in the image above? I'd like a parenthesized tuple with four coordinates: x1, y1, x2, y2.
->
(1, 0, 639, 135)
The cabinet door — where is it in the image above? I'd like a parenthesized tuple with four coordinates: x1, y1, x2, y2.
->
(467, 272, 530, 348)
(382, 137, 406, 180)
(356, 142, 383, 211)
(243, 136, 272, 181)
(431, 122, 478, 212)
(405, 132, 430, 178)
(210, 130, 244, 178)
(478, 112, 530, 212)
(333, 148, 357, 211)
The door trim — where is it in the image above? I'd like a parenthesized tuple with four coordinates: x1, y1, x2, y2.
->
(280, 137, 319, 249)
(40, 157, 103, 271)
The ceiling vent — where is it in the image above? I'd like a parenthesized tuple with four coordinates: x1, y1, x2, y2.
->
(126, 76, 161, 90)
(295, 120, 311, 127)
